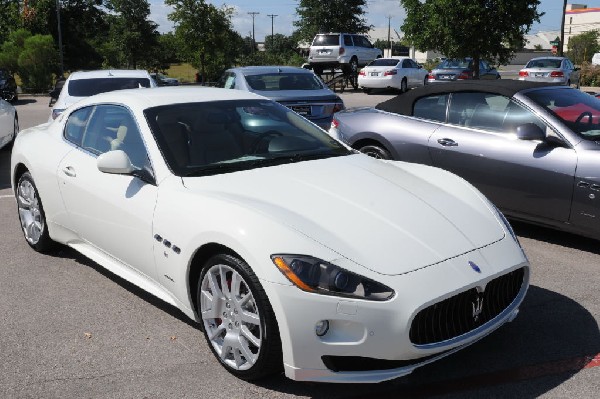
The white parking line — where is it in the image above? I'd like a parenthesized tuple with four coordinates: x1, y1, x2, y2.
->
(0, 195, 14, 199)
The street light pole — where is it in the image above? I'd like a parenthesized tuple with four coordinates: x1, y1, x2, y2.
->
(56, 0, 64, 76)
(560, 0, 567, 56)
(267, 14, 278, 51)
(248, 12, 260, 52)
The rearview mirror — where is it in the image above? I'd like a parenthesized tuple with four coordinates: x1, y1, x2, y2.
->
(97, 150, 135, 174)
(516, 123, 546, 141)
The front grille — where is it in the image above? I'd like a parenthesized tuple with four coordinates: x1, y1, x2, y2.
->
(409, 267, 525, 346)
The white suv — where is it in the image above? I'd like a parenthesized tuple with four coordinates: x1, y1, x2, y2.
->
(308, 33, 382, 75)
(49, 69, 156, 121)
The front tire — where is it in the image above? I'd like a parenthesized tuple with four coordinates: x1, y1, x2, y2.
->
(400, 78, 408, 93)
(358, 144, 392, 160)
(198, 254, 282, 381)
(16, 172, 55, 252)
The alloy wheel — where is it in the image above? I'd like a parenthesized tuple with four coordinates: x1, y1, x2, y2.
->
(17, 178, 45, 245)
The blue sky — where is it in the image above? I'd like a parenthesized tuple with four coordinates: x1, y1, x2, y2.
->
(149, 1, 600, 40)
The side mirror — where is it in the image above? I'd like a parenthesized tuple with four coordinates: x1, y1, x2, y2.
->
(417, 64, 423, 69)
(97, 150, 135, 174)
(516, 123, 546, 141)
(574, 67, 581, 72)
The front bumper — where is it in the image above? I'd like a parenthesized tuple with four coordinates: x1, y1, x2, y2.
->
(262, 236, 529, 383)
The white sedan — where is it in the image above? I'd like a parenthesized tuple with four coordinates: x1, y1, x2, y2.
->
(0, 97, 18, 150)
(11, 87, 529, 383)
(358, 57, 428, 93)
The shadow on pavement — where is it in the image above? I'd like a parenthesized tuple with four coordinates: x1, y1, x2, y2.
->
(0, 145, 12, 190)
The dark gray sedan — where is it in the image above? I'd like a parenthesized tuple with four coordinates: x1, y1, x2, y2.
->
(217, 66, 344, 130)
(427, 58, 500, 82)
(330, 80, 600, 240)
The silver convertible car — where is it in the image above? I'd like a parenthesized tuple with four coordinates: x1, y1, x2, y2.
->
(330, 80, 600, 240)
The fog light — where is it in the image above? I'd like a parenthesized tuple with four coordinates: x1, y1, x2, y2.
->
(315, 320, 329, 337)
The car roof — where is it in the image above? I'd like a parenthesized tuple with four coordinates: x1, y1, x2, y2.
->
(75, 86, 265, 110)
(229, 66, 314, 76)
(528, 56, 567, 61)
(375, 80, 558, 115)
(66, 70, 151, 80)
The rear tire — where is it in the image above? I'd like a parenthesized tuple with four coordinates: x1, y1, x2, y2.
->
(198, 254, 283, 381)
(362, 87, 372, 94)
(357, 144, 392, 160)
(16, 172, 55, 252)
(400, 78, 408, 93)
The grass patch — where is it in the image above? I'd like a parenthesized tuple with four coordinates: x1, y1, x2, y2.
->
(166, 63, 197, 83)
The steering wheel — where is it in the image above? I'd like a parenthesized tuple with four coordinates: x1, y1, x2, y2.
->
(251, 130, 282, 153)
(575, 111, 593, 126)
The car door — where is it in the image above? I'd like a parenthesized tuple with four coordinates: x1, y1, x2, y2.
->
(57, 104, 158, 279)
(0, 100, 10, 146)
(400, 59, 414, 86)
(428, 92, 577, 222)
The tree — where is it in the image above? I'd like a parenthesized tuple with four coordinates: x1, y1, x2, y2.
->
(107, 0, 159, 69)
(18, 34, 58, 91)
(0, 0, 22, 45)
(294, 0, 371, 43)
(567, 30, 600, 65)
(0, 30, 32, 74)
(400, 0, 543, 78)
(166, 0, 237, 82)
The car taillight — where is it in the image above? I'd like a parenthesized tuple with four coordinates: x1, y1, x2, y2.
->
(339, 47, 345, 56)
(331, 118, 340, 129)
(519, 70, 529, 77)
(427, 73, 435, 79)
(384, 69, 397, 76)
(457, 72, 471, 80)
(550, 71, 564, 77)
(358, 70, 366, 76)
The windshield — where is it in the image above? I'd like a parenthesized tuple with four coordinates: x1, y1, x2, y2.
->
(368, 59, 400, 67)
(68, 77, 151, 97)
(145, 99, 351, 176)
(245, 73, 324, 91)
(526, 87, 600, 140)
(525, 59, 562, 69)
(0, 69, 8, 79)
(438, 59, 471, 69)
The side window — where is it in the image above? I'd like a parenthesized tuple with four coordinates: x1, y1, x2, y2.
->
(223, 73, 236, 89)
(448, 92, 506, 131)
(64, 107, 93, 146)
(344, 35, 353, 46)
(362, 37, 373, 48)
(80, 105, 149, 168)
(413, 94, 449, 122)
(409, 60, 419, 68)
(503, 99, 548, 133)
(402, 60, 411, 68)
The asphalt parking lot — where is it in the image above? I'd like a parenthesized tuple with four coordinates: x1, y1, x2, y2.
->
(1, 94, 599, 398)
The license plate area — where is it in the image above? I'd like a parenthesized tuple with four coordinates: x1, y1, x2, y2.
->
(370, 72, 379, 77)
(290, 105, 311, 116)
(439, 75, 453, 80)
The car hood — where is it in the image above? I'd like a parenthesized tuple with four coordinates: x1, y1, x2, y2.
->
(182, 155, 505, 275)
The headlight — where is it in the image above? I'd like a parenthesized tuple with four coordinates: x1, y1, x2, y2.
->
(271, 254, 394, 301)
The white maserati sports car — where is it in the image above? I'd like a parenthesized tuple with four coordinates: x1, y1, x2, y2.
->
(11, 87, 529, 383)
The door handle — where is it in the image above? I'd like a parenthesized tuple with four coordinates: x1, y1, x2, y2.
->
(437, 138, 458, 147)
(62, 166, 76, 177)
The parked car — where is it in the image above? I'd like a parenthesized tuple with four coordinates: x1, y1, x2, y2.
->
(427, 58, 500, 82)
(11, 86, 529, 383)
(330, 80, 600, 240)
(49, 69, 157, 120)
(0, 98, 18, 149)
(308, 33, 382, 75)
(0, 68, 18, 102)
(358, 57, 428, 93)
(518, 56, 580, 87)
(218, 66, 344, 130)
(150, 72, 179, 86)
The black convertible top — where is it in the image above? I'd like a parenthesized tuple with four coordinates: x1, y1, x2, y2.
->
(376, 80, 558, 115)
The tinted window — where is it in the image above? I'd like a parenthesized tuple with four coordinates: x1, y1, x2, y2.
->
(145, 100, 350, 176)
(68, 77, 151, 97)
(0, 69, 9, 79)
(245, 73, 324, 91)
(344, 35, 353, 46)
(526, 87, 600, 140)
(313, 35, 339, 46)
(368, 59, 400, 67)
(64, 107, 93, 146)
(439, 59, 471, 69)
(525, 59, 563, 69)
(413, 94, 448, 122)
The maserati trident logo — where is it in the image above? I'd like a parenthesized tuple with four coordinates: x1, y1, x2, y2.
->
(469, 261, 482, 273)
(471, 294, 484, 322)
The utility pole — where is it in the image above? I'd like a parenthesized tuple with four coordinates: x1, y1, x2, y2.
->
(387, 15, 393, 56)
(55, 0, 64, 76)
(267, 14, 278, 51)
(248, 11, 260, 52)
(560, 0, 567, 56)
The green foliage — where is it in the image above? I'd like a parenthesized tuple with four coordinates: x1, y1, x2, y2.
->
(0, 30, 32, 74)
(372, 39, 409, 56)
(18, 35, 58, 91)
(577, 62, 600, 86)
(567, 30, 600, 65)
(294, 0, 371, 43)
(236, 51, 306, 68)
(0, 0, 22, 45)
(400, 0, 543, 77)
(166, 0, 238, 81)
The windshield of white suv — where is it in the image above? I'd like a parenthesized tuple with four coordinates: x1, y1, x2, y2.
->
(313, 35, 339, 46)
(245, 73, 324, 91)
(145, 99, 350, 176)
(68, 77, 152, 97)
